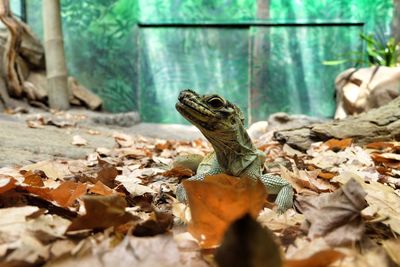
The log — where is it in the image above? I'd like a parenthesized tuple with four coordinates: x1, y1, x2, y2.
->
(68, 77, 102, 110)
(274, 96, 400, 151)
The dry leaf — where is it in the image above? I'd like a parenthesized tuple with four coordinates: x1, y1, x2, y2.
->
(115, 174, 155, 196)
(163, 166, 194, 178)
(72, 135, 88, 146)
(183, 174, 267, 248)
(22, 161, 71, 180)
(89, 181, 114, 196)
(50, 181, 87, 207)
(0, 175, 17, 194)
(381, 239, 400, 265)
(285, 249, 345, 267)
(333, 173, 400, 235)
(22, 171, 45, 187)
(67, 194, 138, 231)
(296, 178, 368, 246)
(323, 138, 353, 151)
(215, 214, 283, 267)
(113, 132, 134, 147)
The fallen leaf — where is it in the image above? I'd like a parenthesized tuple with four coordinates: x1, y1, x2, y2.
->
(381, 239, 400, 265)
(50, 181, 87, 207)
(295, 178, 368, 246)
(115, 174, 155, 196)
(72, 135, 88, 146)
(22, 171, 45, 187)
(215, 214, 283, 267)
(183, 174, 267, 248)
(97, 160, 119, 188)
(285, 249, 345, 267)
(89, 181, 114, 196)
(163, 166, 194, 178)
(0, 175, 17, 194)
(22, 161, 71, 180)
(67, 194, 138, 231)
(113, 132, 134, 147)
(323, 138, 353, 151)
(333, 172, 400, 235)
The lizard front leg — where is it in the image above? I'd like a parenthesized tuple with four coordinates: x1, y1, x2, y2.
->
(260, 174, 294, 213)
(176, 167, 223, 202)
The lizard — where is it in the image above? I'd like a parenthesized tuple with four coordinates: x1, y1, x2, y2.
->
(175, 89, 294, 212)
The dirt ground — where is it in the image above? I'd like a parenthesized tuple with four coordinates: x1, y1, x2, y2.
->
(0, 111, 202, 167)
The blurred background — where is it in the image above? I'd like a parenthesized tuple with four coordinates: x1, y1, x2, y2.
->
(13, 0, 395, 124)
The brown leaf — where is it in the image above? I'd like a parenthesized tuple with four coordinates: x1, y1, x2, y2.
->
(215, 214, 283, 267)
(67, 194, 138, 231)
(285, 250, 345, 267)
(0, 175, 17, 194)
(97, 161, 118, 188)
(23, 171, 44, 187)
(295, 178, 368, 246)
(162, 166, 194, 178)
(317, 171, 336, 180)
(365, 141, 395, 151)
(71, 135, 88, 146)
(183, 174, 267, 248)
(89, 181, 114, 196)
(131, 211, 173, 236)
(323, 138, 352, 151)
(382, 239, 400, 265)
(49, 181, 87, 207)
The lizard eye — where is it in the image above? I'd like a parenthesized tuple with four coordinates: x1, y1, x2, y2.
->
(208, 97, 224, 108)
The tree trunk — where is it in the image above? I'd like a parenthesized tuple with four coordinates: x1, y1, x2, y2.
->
(392, 0, 400, 42)
(0, 0, 24, 98)
(249, 0, 270, 123)
(274, 96, 400, 151)
(42, 0, 69, 110)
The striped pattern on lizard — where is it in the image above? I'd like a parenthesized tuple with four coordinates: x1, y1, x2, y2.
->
(175, 89, 294, 213)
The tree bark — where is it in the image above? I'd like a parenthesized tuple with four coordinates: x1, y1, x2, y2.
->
(42, 0, 70, 110)
(392, 0, 400, 42)
(249, 0, 270, 123)
(274, 96, 400, 151)
(0, 0, 24, 98)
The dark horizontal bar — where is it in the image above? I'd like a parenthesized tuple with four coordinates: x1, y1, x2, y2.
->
(138, 21, 364, 28)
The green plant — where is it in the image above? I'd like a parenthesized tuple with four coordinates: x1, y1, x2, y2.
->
(324, 32, 400, 67)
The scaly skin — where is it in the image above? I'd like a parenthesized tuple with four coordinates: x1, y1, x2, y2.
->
(175, 89, 294, 212)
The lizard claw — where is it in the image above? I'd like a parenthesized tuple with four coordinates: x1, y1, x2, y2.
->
(176, 184, 188, 203)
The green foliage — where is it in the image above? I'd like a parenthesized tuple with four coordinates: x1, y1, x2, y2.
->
(361, 33, 400, 66)
(323, 33, 400, 67)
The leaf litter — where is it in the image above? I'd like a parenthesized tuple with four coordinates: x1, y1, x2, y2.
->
(1, 125, 400, 266)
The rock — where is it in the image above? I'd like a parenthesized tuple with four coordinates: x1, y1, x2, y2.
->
(267, 112, 325, 131)
(335, 66, 400, 119)
(68, 77, 102, 110)
(247, 121, 269, 140)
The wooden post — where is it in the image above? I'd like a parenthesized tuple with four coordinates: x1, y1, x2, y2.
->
(249, 0, 270, 123)
(42, 0, 70, 110)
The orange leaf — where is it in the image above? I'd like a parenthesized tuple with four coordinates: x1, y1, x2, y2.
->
(67, 194, 137, 231)
(163, 166, 194, 178)
(318, 171, 337, 180)
(183, 174, 267, 248)
(0, 175, 16, 194)
(323, 138, 352, 151)
(50, 181, 87, 207)
(89, 181, 114, 196)
(23, 186, 52, 201)
(365, 142, 395, 150)
(285, 250, 345, 267)
(23, 171, 44, 187)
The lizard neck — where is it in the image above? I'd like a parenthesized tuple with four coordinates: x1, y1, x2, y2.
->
(201, 124, 258, 176)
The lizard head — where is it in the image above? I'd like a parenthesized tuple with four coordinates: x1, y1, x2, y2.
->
(176, 89, 244, 133)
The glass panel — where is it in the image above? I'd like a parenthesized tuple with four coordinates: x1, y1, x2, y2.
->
(139, 27, 249, 124)
(250, 25, 363, 122)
